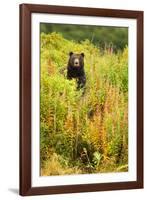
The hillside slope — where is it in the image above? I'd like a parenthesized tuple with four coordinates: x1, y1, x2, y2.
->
(40, 32, 128, 175)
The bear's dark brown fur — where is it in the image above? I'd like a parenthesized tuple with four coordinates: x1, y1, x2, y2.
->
(67, 52, 86, 89)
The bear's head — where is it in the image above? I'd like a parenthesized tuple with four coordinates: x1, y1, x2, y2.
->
(68, 52, 84, 69)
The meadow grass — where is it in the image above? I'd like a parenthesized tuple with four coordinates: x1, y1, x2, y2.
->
(40, 32, 128, 175)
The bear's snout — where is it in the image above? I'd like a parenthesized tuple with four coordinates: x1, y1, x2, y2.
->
(74, 58, 80, 67)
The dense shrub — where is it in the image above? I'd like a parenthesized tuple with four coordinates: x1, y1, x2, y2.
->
(40, 32, 128, 175)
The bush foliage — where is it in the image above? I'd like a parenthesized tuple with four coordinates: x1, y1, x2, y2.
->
(41, 24, 128, 51)
(40, 32, 128, 176)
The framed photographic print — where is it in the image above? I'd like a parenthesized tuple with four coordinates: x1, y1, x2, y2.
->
(19, 4, 143, 196)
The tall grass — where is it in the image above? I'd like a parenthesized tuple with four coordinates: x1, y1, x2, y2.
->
(40, 32, 128, 175)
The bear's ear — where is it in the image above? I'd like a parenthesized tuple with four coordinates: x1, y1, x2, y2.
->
(81, 53, 84, 57)
(69, 52, 73, 56)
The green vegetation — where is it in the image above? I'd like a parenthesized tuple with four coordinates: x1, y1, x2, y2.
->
(41, 23, 128, 51)
(40, 32, 128, 176)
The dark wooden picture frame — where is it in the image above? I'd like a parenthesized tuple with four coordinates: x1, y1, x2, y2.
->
(19, 3, 143, 196)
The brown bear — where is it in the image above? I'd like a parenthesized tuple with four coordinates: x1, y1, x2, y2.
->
(67, 52, 86, 89)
